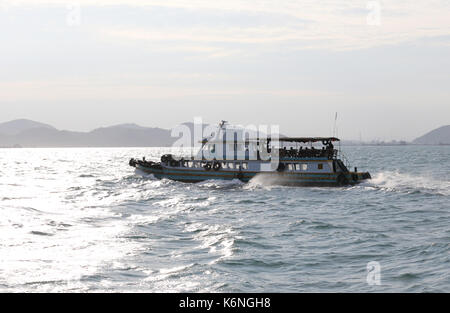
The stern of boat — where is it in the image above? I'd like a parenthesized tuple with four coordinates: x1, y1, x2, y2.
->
(346, 171, 371, 185)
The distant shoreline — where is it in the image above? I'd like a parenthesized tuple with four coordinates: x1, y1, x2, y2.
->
(1, 119, 449, 147)
(1, 144, 449, 149)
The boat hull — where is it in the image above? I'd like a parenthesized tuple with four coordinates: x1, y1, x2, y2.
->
(133, 163, 371, 187)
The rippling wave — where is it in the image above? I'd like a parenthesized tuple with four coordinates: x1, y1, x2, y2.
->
(367, 171, 450, 196)
(0, 146, 448, 292)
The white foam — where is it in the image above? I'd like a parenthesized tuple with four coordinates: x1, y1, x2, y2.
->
(197, 178, 244, 188)
(184, 223, 236, 264)
(134, 168, 156, 179)
(245, 174, 286, 190)
(364, 171, 450, 196)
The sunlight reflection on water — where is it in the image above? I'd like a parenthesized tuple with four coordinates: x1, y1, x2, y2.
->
(0, 146, 449, 292)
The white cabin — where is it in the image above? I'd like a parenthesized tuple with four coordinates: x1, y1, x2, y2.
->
(196, 121, 272, 161)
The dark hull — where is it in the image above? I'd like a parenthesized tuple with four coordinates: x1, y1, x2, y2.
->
(132, 163, 371, 187)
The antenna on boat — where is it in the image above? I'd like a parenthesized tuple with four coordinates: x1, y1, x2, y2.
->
(219, 120, 228, 129)
(333, 112, 338, 138)
(332, 112, 343, 162)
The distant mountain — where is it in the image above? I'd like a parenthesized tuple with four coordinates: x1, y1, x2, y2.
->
(102, 123, 150, 131)
(413, 125, 450, 145)
(0, 119, 177, 147)
(0, 119, 55, 136)
(88, 125, 175, 147)
(0, 119, 360, 147)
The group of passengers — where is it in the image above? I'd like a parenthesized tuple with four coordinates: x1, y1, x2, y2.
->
(279, 143, 336, 159)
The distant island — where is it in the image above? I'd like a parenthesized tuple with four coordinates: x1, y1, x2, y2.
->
(412, 125, 450, 145)
(0, 119, 448, 148)
(0, 119, 177, 148)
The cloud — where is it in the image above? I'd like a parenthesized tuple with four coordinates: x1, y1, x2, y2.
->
(3, 1, 450, 51)
(91, 1, 450, 51)
(0, 76, 336, 102)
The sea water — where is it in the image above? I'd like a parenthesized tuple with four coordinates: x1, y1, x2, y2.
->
(0, 146, 448, 292)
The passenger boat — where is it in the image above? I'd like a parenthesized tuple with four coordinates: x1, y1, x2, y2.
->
(129, 121, 371, 186)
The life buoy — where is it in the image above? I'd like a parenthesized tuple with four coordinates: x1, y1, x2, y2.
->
(204, 163, 212, 171)
(213, 162, 221, 171)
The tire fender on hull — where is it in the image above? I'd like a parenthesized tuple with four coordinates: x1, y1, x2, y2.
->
(213, 162, 222, 171)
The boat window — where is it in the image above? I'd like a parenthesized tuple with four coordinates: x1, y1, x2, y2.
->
(228, 162, 234, 169)
(242, 162, 248, 170)
(236, 163, 241, 170)
(188, 161, 193, 168)
(302, 164, 308, 171)
(295, 164, 301, 171)
(318, 163, 323, 170)
(288, 164, 294, 171)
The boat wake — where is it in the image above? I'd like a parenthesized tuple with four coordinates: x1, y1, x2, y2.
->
(363, 171, 450, 196)
(134, 168, 157, 179)
(197, 179, 244, 190)
(245, 174, 289, 190)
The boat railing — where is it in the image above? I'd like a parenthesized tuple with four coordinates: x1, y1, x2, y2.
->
(278, 148, 336, 159)
(172, 155, 196, 161)
(337, 150, 351, 169)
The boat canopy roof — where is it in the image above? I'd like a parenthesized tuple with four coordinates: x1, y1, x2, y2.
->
(246, 137, 340, 143)
(202, 136, 340, 144)
(275, 137, 340, 143)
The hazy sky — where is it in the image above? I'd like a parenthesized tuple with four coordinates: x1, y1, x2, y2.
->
(1, 0, 449, 140)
